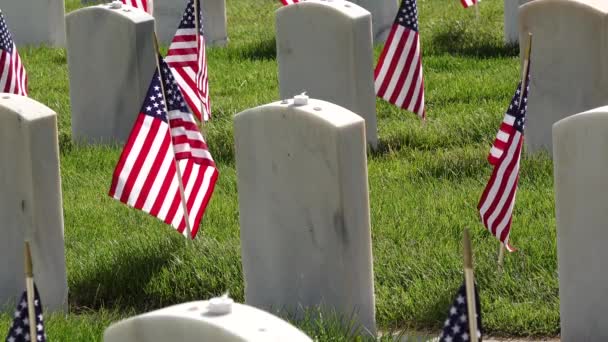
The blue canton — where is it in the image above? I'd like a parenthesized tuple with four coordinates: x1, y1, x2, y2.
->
(178, 0, 205, 35)
(141, 64, 168, 123)
(507, 71, 530, 134)
(5, 286, 46, 342)
(0, 11, 15, 53)
(439, 283, 482, 342)
(159, 58, 189, 114)
(396, 0, 419, 32)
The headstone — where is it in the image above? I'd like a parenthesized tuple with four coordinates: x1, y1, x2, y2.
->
(154, 0, 228, 46)
(504, 0, 533, 44)
(234, 96, 376, 335)
(553, 106, 608, 340)
(519, 0, 608, 153)
(0, 94, 67, 312)
(104, 296, 313, 342)
(0, 0, 66, 46)
(350, 0, 399, 44)
(276, 0, 378, 149)
(66, 3, 157, 144)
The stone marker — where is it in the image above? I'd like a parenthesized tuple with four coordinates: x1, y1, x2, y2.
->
(519, 0, 608, 153)
(504, 0, 533, 44)
(553, 106, 608, 341)
(0, 94, 67, 312)
(234, 96, 376, 335)
(0, 0, 66, 47)
(66, 4, 157, 144)
(276, 0, 378, 149)
(104, 295, 313, 342)
(154, 0, 228, 46)
(350, 0, 399, 44)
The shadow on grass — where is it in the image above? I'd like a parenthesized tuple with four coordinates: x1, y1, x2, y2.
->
(428, 21, 518, 58)
(236, 37, 277, 61)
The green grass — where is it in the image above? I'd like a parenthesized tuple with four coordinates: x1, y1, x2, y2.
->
(1, 0, 559, 340)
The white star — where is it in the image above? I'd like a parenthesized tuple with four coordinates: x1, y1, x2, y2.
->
(7, 336, 15, 342)
(462, 332, 469, 341)
(37, 335, 42, 341)
(19, 300, 27, 309)
(153, 102, 159, 108)
(456, 295, 465, 304)
(24, 333, 30, 341)
(146, 106, 152, 111)
(15, 327, 23, 335)
(14, 310, 20, 318)
(156, 110, 162, 115)
(451, 325, 460, 334)
(149, 96, 156, 101)
(37, 323, 43, 331)
(460, 314, 467, 322)
(449, 306, 457, 315)
(23, 318, 29, 325)
(154, 86, 160, 91)
(38, 314, 43, 322)
(477, 330, 481, 337)
(444, 336, 453, 342)
(444, 318, 451, 327)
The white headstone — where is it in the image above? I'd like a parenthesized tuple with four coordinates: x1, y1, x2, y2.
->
(0, 0, 66, 47)
(519, 0, 608, 153)
(276, 0, 378, 149)
(66, 4, 157, 144)
(103, 296, 313, 342)
(234, 96, 376, 335)
(0, 94, 67, 312)
(350, 0, 399, 44)
(154, 0, 228, 46)
(504, 0, 533, 44)
(553, 106, 608, 341)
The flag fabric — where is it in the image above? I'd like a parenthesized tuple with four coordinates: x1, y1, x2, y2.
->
(0, 11, 27, 96)
(478, 64, 530, 252)
(5, 285, 46, 342)
(280, 0, 299, 5)
(167, 0, 211, 122)
(460, 0, 477, 8)
(374, 0, 425, 119)
(120, 0, 153, 15)
(439, 283, 482, 342)
(109, 57, 218, 239)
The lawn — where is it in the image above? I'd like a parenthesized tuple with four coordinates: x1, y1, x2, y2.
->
(1, 0, 559, 340)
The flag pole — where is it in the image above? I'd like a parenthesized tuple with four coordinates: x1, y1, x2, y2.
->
(463, 229, 479, 342)
(24, 242, 38, 342)
(153, 34, 194, 240)
(497, 243, 505, 270)
(475, 1, 480, 20)
(192, 0, 207, 139)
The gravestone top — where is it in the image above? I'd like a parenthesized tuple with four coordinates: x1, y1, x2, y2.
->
(0, 94, 55, 121)
(271, 96, 366, 127)
(77, 2, 154, 22)
(279, 0, 370, 19)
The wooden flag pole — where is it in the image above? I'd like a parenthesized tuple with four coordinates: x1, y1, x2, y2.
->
(24, 242, 38, 342)
(497, 243, 505, 270)
(475, 1, 480, 20)
(463, 229, 479, 342)
(153, 34, 194, 240)
(192, 0, 208, 140)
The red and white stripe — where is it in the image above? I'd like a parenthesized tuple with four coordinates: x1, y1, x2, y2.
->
(460, 0, 477, 9)
(0, 45, 27, 96)
(167, 29, 211, 122)
(280, 0, 299, 5)
(168, 108, 213, 164)
(109, 114, 218, 239)
(488, 113, 516, 165)
(478, 129, 522, 252)
(121, 0, 152, 14)
(374, 24, 425, 119)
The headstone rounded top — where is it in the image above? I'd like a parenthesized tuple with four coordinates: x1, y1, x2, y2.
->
(0, 94, 56, 121)
(521, 0, 608, 14)
(66, 3, 154, 24)
(277, 0, 370, 20)
(553, 105, 608, 131)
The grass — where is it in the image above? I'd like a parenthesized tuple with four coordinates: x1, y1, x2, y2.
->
(1, 0, 559, 340)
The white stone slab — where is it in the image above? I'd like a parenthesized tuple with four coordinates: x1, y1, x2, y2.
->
(234, 97, 376, 335)
(66, 4, 157, 144)
(104, 296, 313, 342)
(553, 106, 608, 341)
(276, 0, 378, 149)
(154, 0, 228, 46)
(0, 0, 66, 46)
(504, 0, 533, 44)
(350, 0, 399, 44)
(0, 94, 67, 312)
(519, 0, 608, 154)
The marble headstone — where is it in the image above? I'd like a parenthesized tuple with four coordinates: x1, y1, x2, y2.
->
(0, 0, 66, 46)
(276, 0, 378, 149)
(519, 0, 608, 153)
(234, 96, 376, 335)
(350, 0, 399, 44)
(154, 0, 227, 46)
(66, 4, 156, 144)
(104, 296, 313, 342)
(504, 0, 533, 44)
(553, 106, 608, 341)
(0, 94, 67, 312)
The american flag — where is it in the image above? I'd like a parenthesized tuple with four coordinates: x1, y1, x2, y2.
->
(109, 57, 218, 239)
(478, 64, 530, 252)
(5, 285, 46, 342)
(0, 11, 27, 96)
(280, 0, 299, 5)
(439, 283, 482, 342)
(120, 0, 153, 14)
(167, 0, 211, 122)
(460, 0, 478, 8)
(374, 0, 425, 119)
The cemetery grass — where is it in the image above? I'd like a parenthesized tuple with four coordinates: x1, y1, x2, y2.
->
(1, 0, 558, 340)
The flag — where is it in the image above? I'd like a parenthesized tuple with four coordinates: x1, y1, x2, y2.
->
(460, 0, 478, 8)
(477, 64, 530, 252)
(439, 283, 482, 342)
(5, 285, 46, 342)
(280, 0, 299, 5)
(374, 0, 425, 119)
(167, 0, 211, 122)
(0, 11, 27, 96)
(109, 56, 218, 239)
(120, 0, 153, 15)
